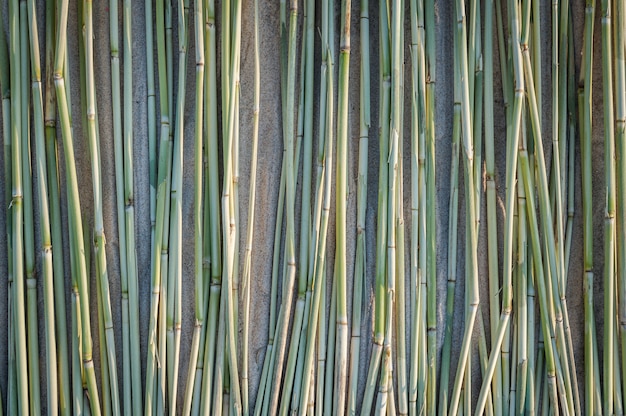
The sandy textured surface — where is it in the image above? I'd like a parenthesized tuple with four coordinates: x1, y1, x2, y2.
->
(0, 0, 606, 413)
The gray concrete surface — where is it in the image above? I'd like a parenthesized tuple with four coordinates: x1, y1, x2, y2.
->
(0, 0, 607, 413)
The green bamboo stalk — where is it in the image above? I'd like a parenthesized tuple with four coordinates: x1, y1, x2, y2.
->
(521, 17, 576, 412)
(516, 159, 528, 416)
(284, 0, 317, 412)
(256, 18, 286, 416)
(122, 0, 142, 411)
(483, 0, 503, 413)
(144, 0, 174, 407)
(278, 9, 313, 415)
(198, 0, 221, 411)
(614, 2, 626, 406)
(437, 41, 460, 416)
(295, 5, 333, 411)
(83, 0, 121, 411)
(9, 0, 29, 411)
(211, 275, 227, 415)
(377, 2, 402, 409)
(410, 0, 428, 413)
(18, 0, 40, 410)
(424, 1, 437, 412)
(559, 7, 581, 414)
(396, 144, 408, 416)
(302, 50, 334, 416)
(26, 0, 58, 411)
(347, 0, 369, 412)
(531, 0, 541, 118)
(239, 0, 260, 412)
(54, 0, 101, 409)
(43, 0, 70, 414)
(191, 165, 212, 416)
(518, 119, 560, 415)
(448, 0, 480, 411)
(218, 1, 243, 413)
(146, 0, 157, 250)
(360, 0, 390, 411)
(324, 267, 338, 415)
(0, 11, 17, 416)
(158, 0, 175, 406)
(473, 0, 526, 411)
(476, 313, 495, 416)
(265, 1, 298, 413)
(526, 251, 536, 415)
(601, 0, 616, 413)
(69, 226, 84, 415)
(323, 8, 337, 416)
(182, 0, 205, 411)
(109, 0, 131, 411)
(580, 1, 597, 414)
(166, 0, 190, 409)
(334, 0, 352, 413)
(77, 11, 103, 414)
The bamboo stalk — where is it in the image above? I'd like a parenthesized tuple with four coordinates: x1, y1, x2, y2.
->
(580, 1, 597, 414)
(410, 0, 429, 413)
(83, 0, 121, 411)
(122, 0, 142, 410)
(448, 0, 480, 411)
(240, 0, 260, 412)
(26, 0, 58, 411)
(165, 0, 190, 409)
(333, 0, 352, 413)
(424, 1, 437, 412)
(0, 10, 17, 416)
(198, 0, 221, 411)
(347, 0, 369, 412)
(360, 0, 390, 411)
(483, 0, 503, 413)
(278, 8, 313, 414)
(614, 2, 626, 406)
(109, 0, 131, 411)
(145, 0, 175, 408)
(54, 0, 102, 409)
(219, 0, 243, 413)
(295, 3, 334, 411)
(5, 2, 20, 415)
(182, 0, 205, 411)
(601, 0, 616, 413)
(17, 0, 40, 410)
(284, 0, 317, 412)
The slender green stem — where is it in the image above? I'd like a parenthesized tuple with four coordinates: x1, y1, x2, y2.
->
(183, 0, 205, 412)
(26, 0, 58, 411)
(601, 0, 616, 413)
(360, 0, 390, 412)
(347, 0, 369, 412)
(84, 0, 121, 411)
(54, 0, 101, 409)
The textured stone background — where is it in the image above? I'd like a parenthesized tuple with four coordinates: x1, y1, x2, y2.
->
(0, 0, 606, 413)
